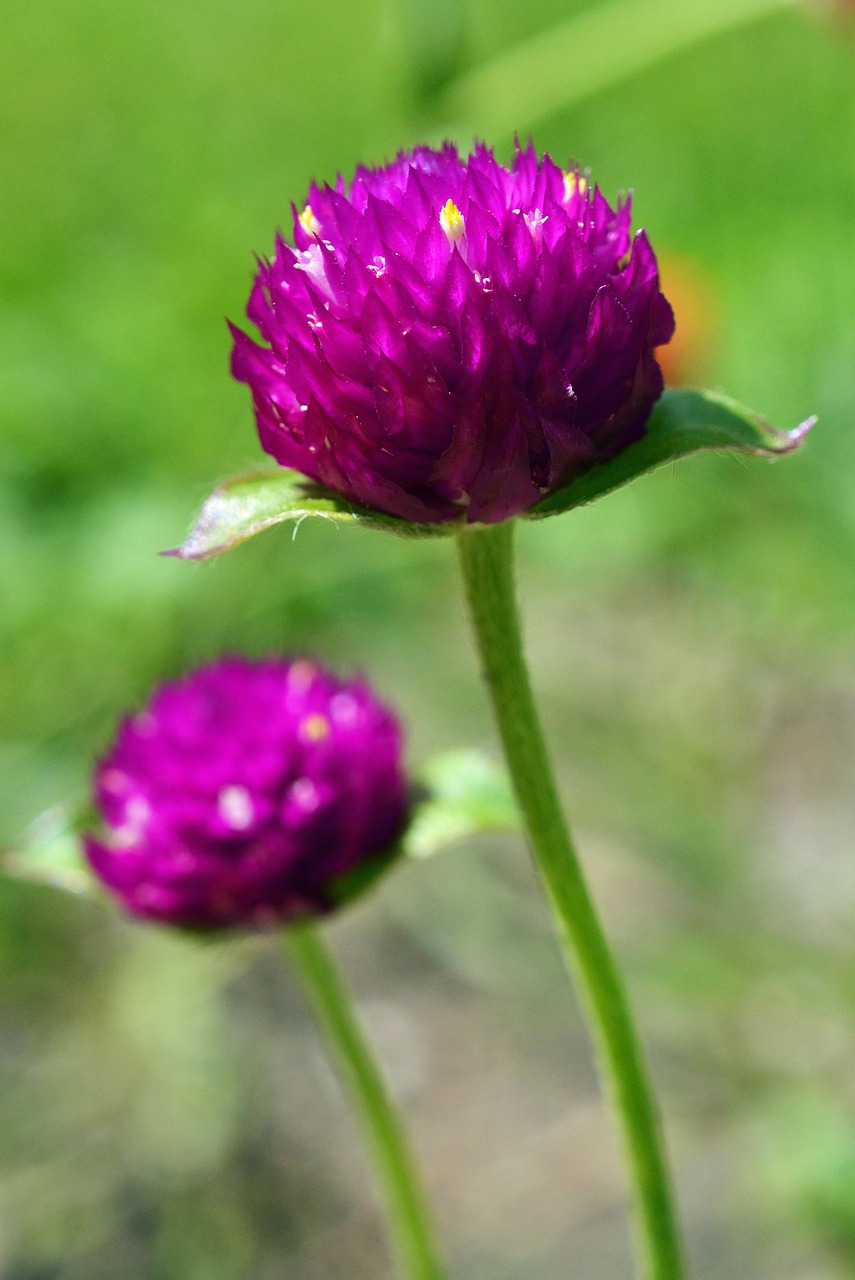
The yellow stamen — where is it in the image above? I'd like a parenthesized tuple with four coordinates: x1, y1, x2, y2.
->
(439, 198, 466, 244)
(298, 205, 321, 238)
(300, 713, 330, 743)
(563, 171, 588, 202)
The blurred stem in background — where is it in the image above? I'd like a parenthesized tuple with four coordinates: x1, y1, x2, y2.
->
(399, 0, 467, 108)
(285, 922, 445, 1280)
(457, 522, 683, 1280)
(438, 0, 799, 137)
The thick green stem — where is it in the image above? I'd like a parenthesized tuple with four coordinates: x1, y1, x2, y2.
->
(285, 922, 445, 1280)
(456, 521, 683, 1280)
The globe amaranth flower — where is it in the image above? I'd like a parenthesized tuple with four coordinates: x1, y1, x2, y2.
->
(231, 141, 675, 525)
(85, 657, 407, 929)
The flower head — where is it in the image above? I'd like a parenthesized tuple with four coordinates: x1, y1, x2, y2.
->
(231, 141, 674, 525)
(85, 657, 407, 929)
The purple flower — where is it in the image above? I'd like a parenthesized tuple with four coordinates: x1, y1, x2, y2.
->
(231, 141, 674, 525)
(85, 657, 408, 929)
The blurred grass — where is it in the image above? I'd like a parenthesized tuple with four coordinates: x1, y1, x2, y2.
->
(2, 0, 855, 1275)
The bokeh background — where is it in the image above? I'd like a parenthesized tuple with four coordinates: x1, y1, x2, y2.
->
(2, 0, 855, 1275)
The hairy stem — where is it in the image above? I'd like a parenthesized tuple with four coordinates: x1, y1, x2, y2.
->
(456, 521, 683, 1280)
(285, 922, 445, 1280)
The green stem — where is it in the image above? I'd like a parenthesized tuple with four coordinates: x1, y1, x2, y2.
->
(285, 922, 445, 1280)
(438, 0, 799, 137)
(456, 522, 683, 1280)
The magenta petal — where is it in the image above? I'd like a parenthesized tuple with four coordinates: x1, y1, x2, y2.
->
(231, 141, 674, 525)
(84, 658, 408, 930)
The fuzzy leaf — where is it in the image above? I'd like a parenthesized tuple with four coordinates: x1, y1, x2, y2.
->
(166, 471, 457, 560)
(403, 749, 520, 859)
(332, 752, 519, 907)
(528, 388, 815, 520)
(2, 805, 93, 895)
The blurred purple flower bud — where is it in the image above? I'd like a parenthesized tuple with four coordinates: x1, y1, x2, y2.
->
(85, 657, 407, 929)
(232, 141, 674, 525)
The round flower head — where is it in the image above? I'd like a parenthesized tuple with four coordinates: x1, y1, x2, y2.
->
(231, 141, 675, 525)
(85, 658, 408, 929)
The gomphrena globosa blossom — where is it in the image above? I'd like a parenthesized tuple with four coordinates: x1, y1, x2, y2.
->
(231, 141, 675, 525)
(85, 657, 407, 928)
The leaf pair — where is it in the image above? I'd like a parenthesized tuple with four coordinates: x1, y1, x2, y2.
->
(167, 389, 814, 561)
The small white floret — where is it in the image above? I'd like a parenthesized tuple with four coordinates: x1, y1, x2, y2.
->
(439, 199, 465, 245)
(218, 785, 254, 831)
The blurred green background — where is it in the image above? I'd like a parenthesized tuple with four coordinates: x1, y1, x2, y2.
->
(2, 0, 855, 1274)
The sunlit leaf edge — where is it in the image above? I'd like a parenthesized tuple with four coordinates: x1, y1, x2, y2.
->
(165, 470, 460, 560)
(526, 388, 816, 520)
(403, 748, 520, 860)
(1, 804, 94, 896)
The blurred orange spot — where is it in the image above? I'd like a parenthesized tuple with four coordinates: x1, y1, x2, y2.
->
(655, 254, 718, 387)
(300, 713, 330, 743)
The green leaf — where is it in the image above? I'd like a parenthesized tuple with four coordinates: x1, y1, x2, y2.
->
(331, 750, 519, 908)
(2, 805, 94, 896)
(403, 749, 520, 859)
(165, 470, 458, 560)
(527, 388, 815, 520)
